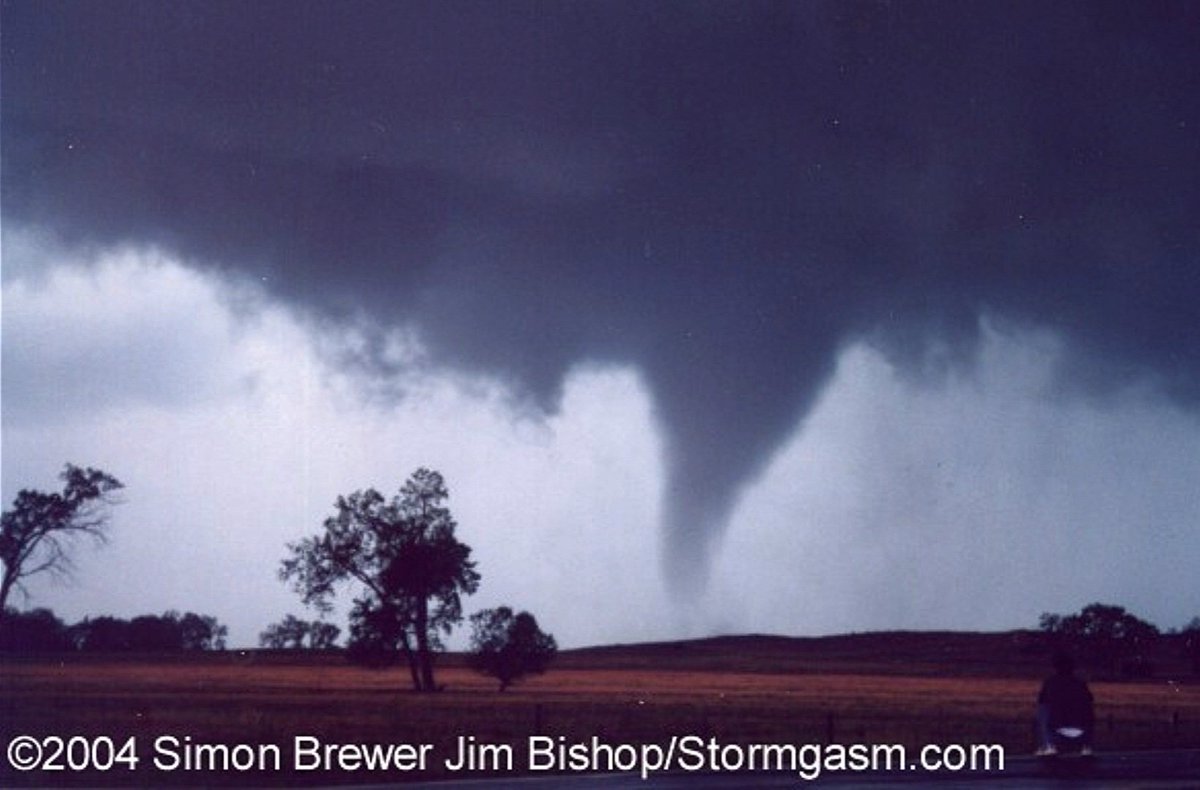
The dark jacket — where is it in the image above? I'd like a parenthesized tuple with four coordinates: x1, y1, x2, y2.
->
(1038, 673, 1095, 731)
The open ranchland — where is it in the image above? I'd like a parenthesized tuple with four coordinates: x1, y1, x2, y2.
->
(3, 633, 1199, 786)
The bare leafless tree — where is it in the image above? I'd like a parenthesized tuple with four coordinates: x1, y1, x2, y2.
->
(1, 465, 123, 612)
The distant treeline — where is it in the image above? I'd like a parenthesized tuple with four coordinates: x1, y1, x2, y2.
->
(0, 608, 227, 653)
(1038, 603, 1200, 679)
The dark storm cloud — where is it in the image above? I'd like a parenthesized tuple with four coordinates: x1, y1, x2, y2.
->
(4, 1, 1199, 589)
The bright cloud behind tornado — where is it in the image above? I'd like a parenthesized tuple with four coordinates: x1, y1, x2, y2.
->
(2, 246, 670, 647)
(3, 245, 1197, 647)
(711, 332, 1200, 637)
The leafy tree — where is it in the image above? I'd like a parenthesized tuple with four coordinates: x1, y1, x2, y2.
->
(0, 607, 72, 652)
(67, 611, 228, 652)
(1182, 617, 1200, 676)
(280, 468, 480, 691)
(260, 614, 312, 649)
(2, 609, 226, 653)
(70, 615, 132, 652)
(129, 614, 182, 651)
(1037, 613, 1062, 633)
(468, 606, 557, 691)
(260, 614, 339, 650)
(1039, 602, 1160, 676)
(177, 611, 227, 651)
(309, 621, 341, 650)
(343, 597, 414, 674)
(1, 465, 123, 612)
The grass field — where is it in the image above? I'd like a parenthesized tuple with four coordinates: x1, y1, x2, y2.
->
(3, 634, 1199, 785)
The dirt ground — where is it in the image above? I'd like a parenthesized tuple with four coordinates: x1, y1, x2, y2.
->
(3, 652, 1198, 785)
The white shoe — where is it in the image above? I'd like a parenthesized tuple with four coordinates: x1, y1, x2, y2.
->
(1036, 745, 1058, 756)
(1080, 746, 1093, 756)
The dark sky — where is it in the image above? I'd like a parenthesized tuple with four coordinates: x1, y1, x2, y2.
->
(3, 1, 1199, 615)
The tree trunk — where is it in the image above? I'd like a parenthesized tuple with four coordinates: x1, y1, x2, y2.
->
(0, 567, 16, 614)
(398, 630, 421, 691)
(415, 597, 436, 692)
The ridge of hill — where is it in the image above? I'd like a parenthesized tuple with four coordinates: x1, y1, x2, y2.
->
(556, 630, 1196, 680)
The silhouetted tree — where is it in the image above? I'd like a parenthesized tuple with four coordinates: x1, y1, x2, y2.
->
(309, 621, 340, 649)
(0, 465, 123, 613)
(0, 607, 72, 652)
(1182, 617, 1200, 676)
(1040, 602, 1160, 676)
(1037, 613, 1062, 633)
(129, 614, 181, 651)
(177, 611, 227, 650)
(344, 597, 412, 674)
(468, 606, 557, 691)
(259, 614, 339, 650)
(260, 614, 310, 649)
(280, 468, 479, 691)
(67, 611, 227, 653)
(72, 615, 133, 652)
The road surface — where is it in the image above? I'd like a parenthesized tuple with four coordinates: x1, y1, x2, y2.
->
(404, 749, 1200, 788)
